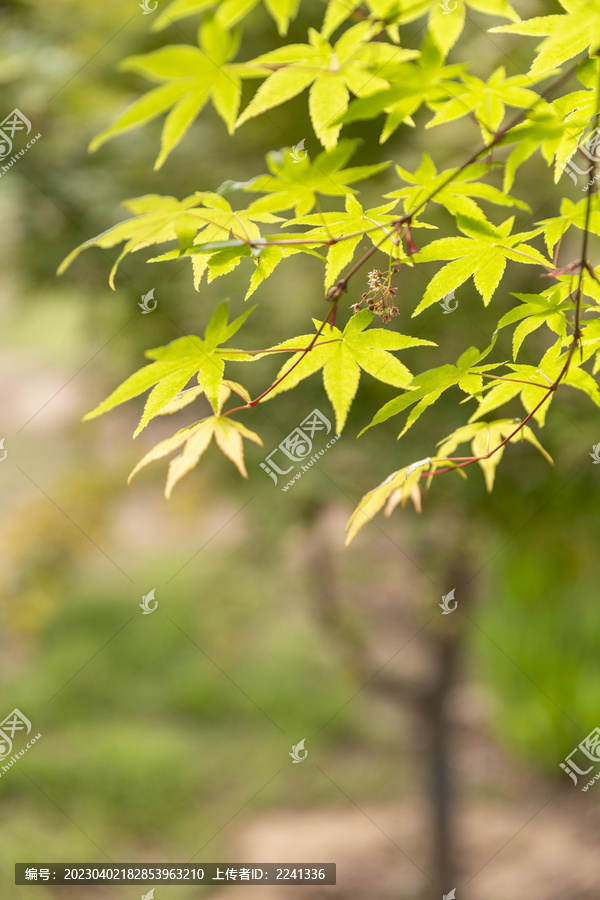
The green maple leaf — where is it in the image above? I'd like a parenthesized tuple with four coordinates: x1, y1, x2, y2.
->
(496, 290, 570, 360)
(129, 414, 263, 497)
(83, 303, 256, 435)
(58, 191, 282, 289)
(490, 0, 600, 76)
(412, 214, 550, 315)
(469, 350, 600, 429)
(286, 193, 402, 289)
(261, 310, 435, 432)
(361, 343, 502, 438)
(324, 0, 519, 52)
(235, 22, 417, 148)
(146, 192, 286, 288)
(436, 419, 552, 492)
(386, 152, 529, 221)
(238, 139, 391, 216)
(536, 197, 600, 255)
(153, 0, 300, 37)
(426, 66, 544, 140)
(496, 105, 575, 192)
(337, 37, 467, 142)
(89, 14, 243, 168)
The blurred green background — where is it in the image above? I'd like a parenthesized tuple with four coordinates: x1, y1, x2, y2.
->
(2, 0, 600, 897)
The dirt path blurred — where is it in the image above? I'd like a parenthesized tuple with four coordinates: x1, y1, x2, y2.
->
(218, 793, 600, 899)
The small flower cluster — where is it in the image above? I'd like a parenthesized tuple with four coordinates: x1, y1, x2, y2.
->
(351, 268, 399, 324)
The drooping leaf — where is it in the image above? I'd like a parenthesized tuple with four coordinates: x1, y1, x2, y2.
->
(129, 415, 263, 497)
(345, 462, 428, 545)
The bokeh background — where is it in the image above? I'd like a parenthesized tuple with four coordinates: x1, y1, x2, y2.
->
(2, 0, 600, 897)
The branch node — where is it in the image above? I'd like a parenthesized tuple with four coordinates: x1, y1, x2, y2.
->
(326, 281, 347, 303)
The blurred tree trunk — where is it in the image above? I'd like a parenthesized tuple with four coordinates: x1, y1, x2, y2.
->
(425, 626, 457, 893)
(422, 551, 471, 896)
(303, 501, 476, 899)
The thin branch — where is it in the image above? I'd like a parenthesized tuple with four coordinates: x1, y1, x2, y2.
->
(224, 301, 341, 415)
(426, 387, 553, 476)
(417, 60, 600, 484)
(221, 63, 583, 424)
(191, 63, 580, 266)
(239, 340, 340, 355)
(480, 374, 550, 388)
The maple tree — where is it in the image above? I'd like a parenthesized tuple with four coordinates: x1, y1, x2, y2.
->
(59, 0, 600, 545)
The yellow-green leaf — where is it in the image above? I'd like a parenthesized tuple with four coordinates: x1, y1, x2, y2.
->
(309, 73, 349, 149)
(134, 366, 197, 437)
(213, 417, 262, 477)
(89, 83, 190, 153)
(428, 0, 466, 57)
(473, 250, 506, 305)
(155, 87, 210, 170)
(323, 342, 361, 432)
(236, 67, 316, 128)
(166, 419, 217, 497)
(128, 425, 197, 484)
(345, 464, 424, 544)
